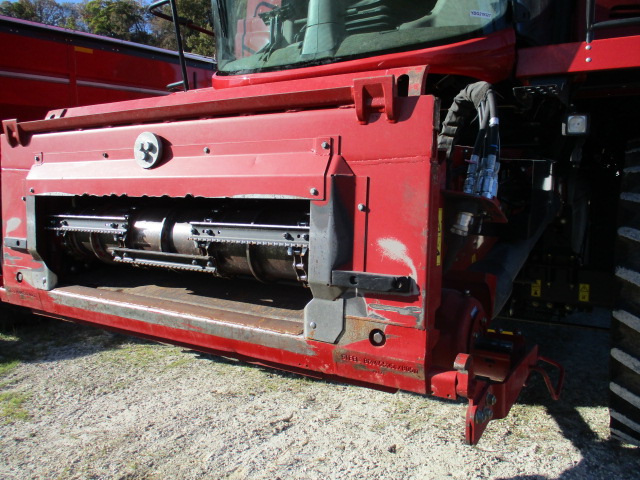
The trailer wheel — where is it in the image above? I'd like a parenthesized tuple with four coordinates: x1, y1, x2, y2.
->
(611, 139, 640, 446)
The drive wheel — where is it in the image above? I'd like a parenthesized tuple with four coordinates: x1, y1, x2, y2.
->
(611, 138, 640, 446)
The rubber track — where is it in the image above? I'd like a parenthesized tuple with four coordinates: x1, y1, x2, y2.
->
(611, 139, 640, 446)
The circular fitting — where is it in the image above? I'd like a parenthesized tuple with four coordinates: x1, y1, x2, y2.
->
(310, 188, 319, 196)
(134, 132, 163, 169)
(16, 272, 23, 283)
(369, 329, 386, 347)
(309, 322, 317, 329)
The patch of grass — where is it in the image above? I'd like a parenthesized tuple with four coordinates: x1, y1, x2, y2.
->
(0, 359, 20, 377)
(0, 332, 19, 342)
(163, 357, 192, 370)
(99, 342, 168, 368)
(0, 391, 30, 423)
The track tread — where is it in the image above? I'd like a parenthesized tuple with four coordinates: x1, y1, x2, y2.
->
(618, 226, 640, 243)
(611, 428, 640, 446)
(611, 409, 640, 435)
(611, 381, 640, 409)
(610, 139, 640, 446)
(613, 309, 640, 334)
(615, 266, 640, 286)
(612, 348, 640, 375)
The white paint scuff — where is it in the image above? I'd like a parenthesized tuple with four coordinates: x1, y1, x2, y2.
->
(377, 237, 417, 280)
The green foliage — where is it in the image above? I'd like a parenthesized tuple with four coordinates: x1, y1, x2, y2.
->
(0, 359, 20, 377)
(82, 0, 151, 43)
(0, 0, 71, 26)
(0, 0, 214, 56)
(149, 0, 214, 56)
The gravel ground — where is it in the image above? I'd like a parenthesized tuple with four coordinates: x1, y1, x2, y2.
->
(1, 308, 639, 480)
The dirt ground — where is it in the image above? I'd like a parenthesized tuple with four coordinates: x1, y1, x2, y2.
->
(1, 308, 639, 480)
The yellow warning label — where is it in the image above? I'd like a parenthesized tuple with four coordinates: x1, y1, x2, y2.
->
(74, 46, 93, 54)
(436, 208, 443, 267)
(579, 283, 590, 302)
(531, 279, 542, 297)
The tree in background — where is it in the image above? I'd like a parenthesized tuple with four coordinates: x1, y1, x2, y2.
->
(149, 0, 214, 56)
(0, 0, 79, 28)
(82, 0, 150, 43)
(0, 0, 214, 56)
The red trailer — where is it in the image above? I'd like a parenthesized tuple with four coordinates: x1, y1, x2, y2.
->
(0, 15, 215, 122)
(1, 0, 639, 445)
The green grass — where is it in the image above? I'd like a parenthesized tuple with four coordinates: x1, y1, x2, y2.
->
(0, 391, 30, 423)
(0, 359, 20, 377)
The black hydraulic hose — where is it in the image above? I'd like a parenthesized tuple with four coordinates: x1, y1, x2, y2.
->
(439, 82, 499, 273)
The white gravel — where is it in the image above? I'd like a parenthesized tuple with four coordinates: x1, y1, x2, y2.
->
(1, 309, 639, 479)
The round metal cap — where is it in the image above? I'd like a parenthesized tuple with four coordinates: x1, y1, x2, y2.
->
(134, 132, 163, 169)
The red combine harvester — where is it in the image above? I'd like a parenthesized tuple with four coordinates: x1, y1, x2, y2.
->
(1, 1, 639, 445)
(0, 15, 215, 122)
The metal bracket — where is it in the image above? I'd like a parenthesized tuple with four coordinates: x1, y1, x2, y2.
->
(353, 76, 397, 125)
(462, 345, 565, 445)
(331, 270, 412, 294)
(4, 237, 28, 251)
(2, 119, 25, 147)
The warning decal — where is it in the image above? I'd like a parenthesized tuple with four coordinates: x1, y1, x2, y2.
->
(531, 279, 542, 297)
(579, 283, 590, 302)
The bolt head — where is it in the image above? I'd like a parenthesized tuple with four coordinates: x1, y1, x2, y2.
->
(358, 203, 366, 212)
(309, 322, 317, 329)
(310, 188, 319, 196)
(321, 141, 330, 150)
(372, 331, 384, 345)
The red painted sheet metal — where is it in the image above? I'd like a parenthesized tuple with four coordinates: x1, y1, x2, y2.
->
(213, 29, 516, 89)
(0, 15, 214, 123)
(1, 89, 440, 395)
(26, 133, 333, 200)
(516, 34, 640, 79)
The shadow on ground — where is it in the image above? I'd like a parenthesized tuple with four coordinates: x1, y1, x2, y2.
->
(496, 311, 640, 479)
(0, 305, 144, 366)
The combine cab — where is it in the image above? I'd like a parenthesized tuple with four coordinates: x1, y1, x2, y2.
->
(1, 1, 639, 445)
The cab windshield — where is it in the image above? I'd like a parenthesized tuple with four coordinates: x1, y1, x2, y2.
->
(212, 0, 508, 75)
